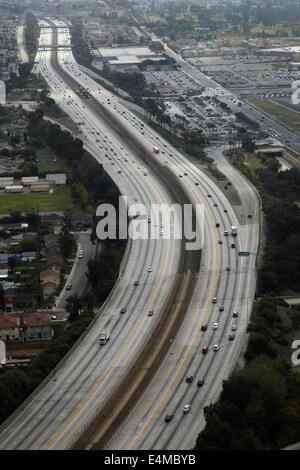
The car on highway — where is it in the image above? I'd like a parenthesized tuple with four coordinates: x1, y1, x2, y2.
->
(186, 376, 194, 383)
(224, 230, 228, 236)
(51, 315, 57, 320)
(218, 240, 223, 244)
(229, 335, 235, 341)
(232, 324, 237, 331)
(226, 266, 230, 271)
(201, 324, 207, 331)
(148, 309, 154, 317)
(213, 322, 219, 329)
(165, 414, 174, 423)
(212, 297, 217, 303)
(197, 379, 204, 387)
(134, 280, 139, 286)
(233, 311, 238, 318)
(183, 404, 191, 413)
(120, 307, 126, 314)
(66, 284, 72, 291)
(148, 266, 152, 272)
(213, 344, 220, 351)
(219, 306, 224, 312)
(231, 243, 235, 248)
(248, 213, 252, 218)
(78, 253, 83, 259)
(202, 346, 209, 354)
(216, 223, 220, 227)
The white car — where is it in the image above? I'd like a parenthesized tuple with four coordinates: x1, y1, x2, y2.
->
(213, 322, 219, 329)
(183, 404, 192, 413)
(148, 266, 152, 272)
(232, 325, 237, 331)
(213, 344, 219, 351)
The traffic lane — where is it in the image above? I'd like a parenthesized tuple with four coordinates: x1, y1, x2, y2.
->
(11, 49, 185, 450)
(55, 231, 96, 316)
(207, 147, 258, 218)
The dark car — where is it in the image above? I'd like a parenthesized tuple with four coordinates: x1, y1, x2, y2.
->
(219, 306, 224, 312)
(134, 280, 139, 286)
(218, 240, 223, 244)
(66, 284, 72, 291)
(197, 379, 205, 387)
(186, 376, 194, 383)
(248, 213, 252, 218)
(233, 312, 238, 318)
(224, 209, 228, 213)
(202, 347, 209, 354)
(231, 243, 235, 249)
(201, 324, 207, 331)
(229, 334, 235, 341)
(120, 307, 126, 314)
(216, 223, 220, 228)
(165, 414, 174, 423)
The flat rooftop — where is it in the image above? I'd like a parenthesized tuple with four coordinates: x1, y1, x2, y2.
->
(98, 46, 161, 58)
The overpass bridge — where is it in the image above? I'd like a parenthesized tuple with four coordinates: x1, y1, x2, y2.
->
(38, 44, 72, 49)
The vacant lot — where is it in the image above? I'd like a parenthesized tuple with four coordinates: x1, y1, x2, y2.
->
(248, 98, 300, 133)
(0, 186, 81, 214)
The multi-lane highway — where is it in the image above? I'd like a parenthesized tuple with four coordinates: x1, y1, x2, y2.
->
(0, 20, 259, 450)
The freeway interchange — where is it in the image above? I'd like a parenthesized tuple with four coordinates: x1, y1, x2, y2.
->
(0, 20, 259, 450)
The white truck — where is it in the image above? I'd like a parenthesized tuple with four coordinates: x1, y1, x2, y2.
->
(153, 146, 160, 154)
(99, 331, 110, 345)
(231, 226, 237, 236)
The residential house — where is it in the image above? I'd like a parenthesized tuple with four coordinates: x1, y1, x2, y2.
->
(41, 214, 64, 229)
(48, 256, 64, 273)
(3, 290, 35, 312)
(21, 251, 37, 262)
(0, 269, 8, 280)
(24, 312, 52, 340)
(40, 269, 60, 287)
(42, 281, 57, 297)
(0, 314, 20, 341)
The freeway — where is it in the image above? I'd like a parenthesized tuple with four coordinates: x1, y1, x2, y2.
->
(51, 22, 259, 450)
(0, 23, 183, 450)
(0, 20, 259, 450)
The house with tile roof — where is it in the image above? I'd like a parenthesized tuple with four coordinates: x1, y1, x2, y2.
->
(24, 312, 52, 340)
(0, 314, 20, 341)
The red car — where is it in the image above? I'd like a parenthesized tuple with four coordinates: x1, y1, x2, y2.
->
(202, 347, 209, 354)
